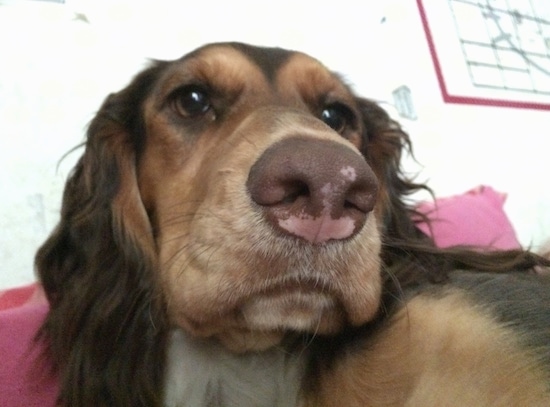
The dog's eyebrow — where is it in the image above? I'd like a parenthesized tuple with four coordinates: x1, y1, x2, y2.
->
(228, 42, 294, 83)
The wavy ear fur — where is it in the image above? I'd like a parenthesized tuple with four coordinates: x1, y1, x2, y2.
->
(355, 98, 550, 293)
(36, 61, 169, 407)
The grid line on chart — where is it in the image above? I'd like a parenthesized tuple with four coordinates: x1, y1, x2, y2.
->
(449, 0, 550, 95)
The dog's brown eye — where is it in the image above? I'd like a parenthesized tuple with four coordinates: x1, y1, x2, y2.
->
(173, 86, 211, 118)
(321, 104, 353, 133)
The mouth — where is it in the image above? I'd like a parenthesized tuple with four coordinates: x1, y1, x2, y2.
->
(239, 278, 345, 334)
(257, 276, 334, 296)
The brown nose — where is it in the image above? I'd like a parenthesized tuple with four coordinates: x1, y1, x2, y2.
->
(246, 137, 378, 244)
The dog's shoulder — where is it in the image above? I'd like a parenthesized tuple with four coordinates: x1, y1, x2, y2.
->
(397, 271, 550, 406)
(444, 271, 550, 354)
(306, 272, 550, 406)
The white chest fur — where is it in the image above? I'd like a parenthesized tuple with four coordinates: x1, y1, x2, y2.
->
(164, 330, 306, 407)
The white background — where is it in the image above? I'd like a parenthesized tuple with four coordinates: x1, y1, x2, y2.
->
(1, 0, 549, 288)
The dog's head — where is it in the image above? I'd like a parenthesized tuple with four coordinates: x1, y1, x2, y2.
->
(36, 42, 419, 402)
(138, 43, 388, 351)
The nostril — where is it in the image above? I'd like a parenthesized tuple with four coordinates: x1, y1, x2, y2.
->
(280, 182, 310, 205)
(249, 179, 311, 207)
(343, 200, 357, 210)
(343, 187, 377, 214)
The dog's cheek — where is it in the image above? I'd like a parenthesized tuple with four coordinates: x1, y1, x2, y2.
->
(342, 217, 383, 325)
(152, 151, 256, 336)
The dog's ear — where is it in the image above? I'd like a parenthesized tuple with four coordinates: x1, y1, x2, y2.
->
(354, 97, 550, 291)
(35, 61, 169, 406)
(355, 97, 429, 241)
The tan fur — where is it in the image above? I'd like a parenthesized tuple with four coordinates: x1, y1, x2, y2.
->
(307, 290, 550, 406)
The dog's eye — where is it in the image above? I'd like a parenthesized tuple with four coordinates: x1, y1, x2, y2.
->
(321, 104, 354, 133)
(172, 86, 212, 118)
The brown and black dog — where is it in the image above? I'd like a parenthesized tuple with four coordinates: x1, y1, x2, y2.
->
(36, 42, 550, 406)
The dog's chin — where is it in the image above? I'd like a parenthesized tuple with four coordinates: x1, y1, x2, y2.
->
(216, 292, 344, 353)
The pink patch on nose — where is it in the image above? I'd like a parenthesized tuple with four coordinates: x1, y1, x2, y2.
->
(278, 211, 356, 244)
(340, 166, 357, 181)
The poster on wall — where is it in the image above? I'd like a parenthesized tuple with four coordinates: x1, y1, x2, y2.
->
(417, 0, 550, 110)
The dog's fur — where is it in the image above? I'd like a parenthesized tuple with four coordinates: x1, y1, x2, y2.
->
(36, 42, 550, 406)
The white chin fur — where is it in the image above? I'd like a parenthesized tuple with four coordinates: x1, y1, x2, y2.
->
(241, 291, 336, 332)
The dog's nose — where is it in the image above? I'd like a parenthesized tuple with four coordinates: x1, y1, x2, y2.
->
(247, 137, 378, 244)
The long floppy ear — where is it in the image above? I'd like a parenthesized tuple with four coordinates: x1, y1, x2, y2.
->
(356, 98, 550, 290)
(36, 61, 169, 407)
(355, 98, 430, 242)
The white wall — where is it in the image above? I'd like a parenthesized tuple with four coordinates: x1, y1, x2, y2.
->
(379, 1, 550, 249)
(1, 0, 549, 289)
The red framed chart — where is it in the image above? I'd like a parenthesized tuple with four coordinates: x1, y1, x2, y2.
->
(417, 0, 550, 110)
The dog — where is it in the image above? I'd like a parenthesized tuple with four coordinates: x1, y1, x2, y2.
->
(35, 42, 550, 406)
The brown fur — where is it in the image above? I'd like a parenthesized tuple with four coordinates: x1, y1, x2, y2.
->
(35, 42, 550, 406)
(306, 290, 550, 406)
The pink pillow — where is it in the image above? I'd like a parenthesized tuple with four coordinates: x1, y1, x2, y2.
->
(0, 285, 58, 407)
(416, 185, 520, 250)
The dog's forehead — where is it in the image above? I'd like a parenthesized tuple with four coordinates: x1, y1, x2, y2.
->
(212, 42, 297, 82)
(157, 42, 340, 95)
(184, 42, 328, 81)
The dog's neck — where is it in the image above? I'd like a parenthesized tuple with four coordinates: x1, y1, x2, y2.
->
(164, 329, 306, 407)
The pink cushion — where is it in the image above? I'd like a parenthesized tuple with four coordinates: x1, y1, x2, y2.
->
(0, 284, 58, 407)
(416, 185, 520, 250)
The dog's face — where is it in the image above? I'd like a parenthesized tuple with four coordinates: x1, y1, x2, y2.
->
(132, 43, 382, 351)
